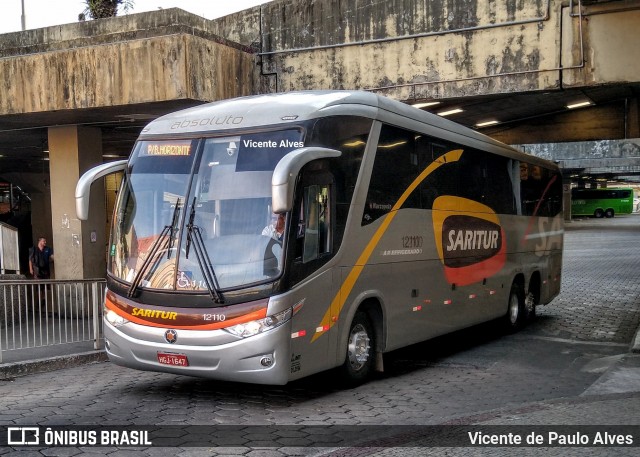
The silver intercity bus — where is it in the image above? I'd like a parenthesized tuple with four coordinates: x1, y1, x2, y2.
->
(76, 91, 563, 385)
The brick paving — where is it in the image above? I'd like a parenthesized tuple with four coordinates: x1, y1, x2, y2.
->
(1, 215, 640, 456)
(531, 215, 640, 344)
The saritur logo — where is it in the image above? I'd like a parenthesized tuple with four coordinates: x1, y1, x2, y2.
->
(443, 216, 502, 267)
(432, 196, 506, 286)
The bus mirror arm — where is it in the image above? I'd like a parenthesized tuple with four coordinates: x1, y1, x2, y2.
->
(272, 147, 341, 213)
(75, 160, 128, 220)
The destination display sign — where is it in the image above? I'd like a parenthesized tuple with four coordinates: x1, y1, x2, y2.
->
(142, 141, 192, 157)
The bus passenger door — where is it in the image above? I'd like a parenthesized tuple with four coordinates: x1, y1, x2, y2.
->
(288, 171, 340, 379)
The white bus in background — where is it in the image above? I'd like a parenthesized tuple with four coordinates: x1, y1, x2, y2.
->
(77, 91, 563, 385)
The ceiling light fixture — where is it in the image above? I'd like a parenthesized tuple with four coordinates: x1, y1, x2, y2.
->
(566, 101, 592, 109)
(476, 120, 499, 127)
(437, 108, 463, 117)
(412, 101, 441, 109)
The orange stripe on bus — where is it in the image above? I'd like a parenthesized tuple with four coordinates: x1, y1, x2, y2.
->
(104, 298, 267, 331)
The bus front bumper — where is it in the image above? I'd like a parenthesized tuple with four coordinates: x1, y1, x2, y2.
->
(103, 319, 292, 385)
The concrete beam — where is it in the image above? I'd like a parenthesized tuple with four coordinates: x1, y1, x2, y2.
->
(486, 103, 628, 144)
(253, 0, 562, 99)
(0, 34, 258, 116)
(216, 0, 640, 107)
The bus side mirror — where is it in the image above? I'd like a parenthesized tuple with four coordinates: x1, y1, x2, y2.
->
(76, 160, 128, 220)
(272, 147, 341, 213)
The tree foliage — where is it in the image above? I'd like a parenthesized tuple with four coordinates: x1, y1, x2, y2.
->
(81, 1, 135, 20)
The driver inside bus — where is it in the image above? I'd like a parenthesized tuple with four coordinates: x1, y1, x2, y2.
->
(262, 213, 285, 241)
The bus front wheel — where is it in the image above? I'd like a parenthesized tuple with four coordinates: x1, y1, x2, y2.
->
(605, 208, 615, 218)
(504, 282, 526, 332)
(340, 312, 375, 385)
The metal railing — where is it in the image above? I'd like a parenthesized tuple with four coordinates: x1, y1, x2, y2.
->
(0, 279, 106, 363)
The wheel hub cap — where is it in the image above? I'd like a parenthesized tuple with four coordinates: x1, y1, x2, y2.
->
(347, 324, 371, 370)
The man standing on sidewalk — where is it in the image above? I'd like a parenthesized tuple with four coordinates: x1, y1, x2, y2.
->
(28, 236, 54, 279)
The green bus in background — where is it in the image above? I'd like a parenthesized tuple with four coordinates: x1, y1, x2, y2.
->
(571, 188, 634, 218)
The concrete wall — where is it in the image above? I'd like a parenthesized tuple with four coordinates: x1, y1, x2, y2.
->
(562, 2, 640, 88)
(212, 0, 640, 102)
(0, 9, 261, 116)
(0, 34, 258, 114)
(215, 0, 561, 99)
(3, 1, 639, 114)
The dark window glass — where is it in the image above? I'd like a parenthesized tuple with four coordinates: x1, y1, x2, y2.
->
(363, 125, 426, 224)
(458, 150, 516, 214)
(305, 116, 371, 243)
(521, 165, 562, 217)
(572, 188, 630, 201)
(287, 116, 371, 286)
(305, 116, 371, 205)
(419, 140, 460, 210)
(365, 124, 518, 221)
(296, 184, 332, 264)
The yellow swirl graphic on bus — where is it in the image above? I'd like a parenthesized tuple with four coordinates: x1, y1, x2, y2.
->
(311, 149, 464, 342)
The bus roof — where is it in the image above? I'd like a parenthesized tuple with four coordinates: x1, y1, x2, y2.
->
(141, 91, 558, 170)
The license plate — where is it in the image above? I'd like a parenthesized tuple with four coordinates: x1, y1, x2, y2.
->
(157, 352, 189, 367)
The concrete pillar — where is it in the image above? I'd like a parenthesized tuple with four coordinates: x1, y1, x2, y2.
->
(48, 126, 106, 279)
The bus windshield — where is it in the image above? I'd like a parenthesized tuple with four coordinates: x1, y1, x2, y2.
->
(109, 129, 304, 292)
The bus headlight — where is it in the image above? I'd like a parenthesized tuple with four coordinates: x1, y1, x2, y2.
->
(104, 305, 129, 327)
(224, 308, 292, 339)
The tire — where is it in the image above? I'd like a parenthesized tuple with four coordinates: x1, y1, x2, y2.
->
(604, 208, 614, 218)
(504, 282, 526, 332)
(339, 312, 375, 386)
(594, 209, 604, 218)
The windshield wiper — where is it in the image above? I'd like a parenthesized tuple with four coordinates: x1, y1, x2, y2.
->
(186, 198, 224, 304)
(167, 198, 181, 259)
(127, 199, 181, 298)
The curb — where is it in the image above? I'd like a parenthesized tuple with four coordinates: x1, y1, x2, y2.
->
(0, 350, 108, 380)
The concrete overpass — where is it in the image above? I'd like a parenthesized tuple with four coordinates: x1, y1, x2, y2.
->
(0, 0, 639, 278)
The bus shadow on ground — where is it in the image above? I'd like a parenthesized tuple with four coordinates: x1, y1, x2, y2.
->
(380, 318, 511, 377)
(129, 317, 526, 404)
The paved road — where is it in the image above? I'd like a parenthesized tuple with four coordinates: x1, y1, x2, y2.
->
(1, 215, 640, 456)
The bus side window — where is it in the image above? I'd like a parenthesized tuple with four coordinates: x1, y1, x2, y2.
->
(298, 184, 331, 263)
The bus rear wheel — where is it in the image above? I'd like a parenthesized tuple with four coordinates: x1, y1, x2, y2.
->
(340, 312, 375, 385)
(605, 208, 615, 218)
(504, 282, 526, 332)
(594, 209, 604, 218)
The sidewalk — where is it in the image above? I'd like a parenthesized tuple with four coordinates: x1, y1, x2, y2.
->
(0, 321, 106, 379)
